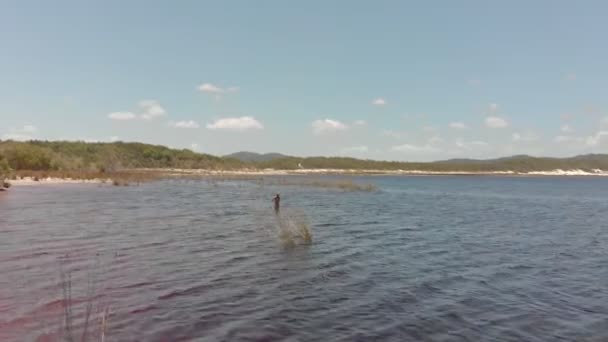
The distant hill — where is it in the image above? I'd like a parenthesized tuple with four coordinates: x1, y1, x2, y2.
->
(2, 140, 608, 174)
(437, 158, 480, 164)
(254, 154, 608, 172)
(438, 155, 531, 164)
(225, 151, 290, 162)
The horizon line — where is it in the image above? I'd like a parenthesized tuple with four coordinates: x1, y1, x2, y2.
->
(1, 139, 606, 164)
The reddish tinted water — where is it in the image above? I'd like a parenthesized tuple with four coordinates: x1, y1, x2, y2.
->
(1, 177, 608, 341)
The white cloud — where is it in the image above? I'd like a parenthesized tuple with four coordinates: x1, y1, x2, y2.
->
(554, 131, 608, 147)
(489, 103, 498, 113)
(449, 122, 468, 129)
(108, 100, 166, 121)
(382, 130, 402, 139)
(372, 98, 386, 106)
(428, 135, 443, 144)
(512, 132, 538, 142)
(554, 135, 583, 143)
(109, 136, 120, 142)
(108, 112, 136, 120)
(586, 131, 608, 147)
(467, 79, 481, 86)
(198, 83, 239, 94)
(485, 116, 508, 128)
(4, 124, 39, 140)
(353, 120, 367, 126)
(206, 116, 263, 131)
(456, 138, 489, 150)
(403, 113, 427, 120)
(170, 120, 200, 129)
(391, 143, 439, 153)
(2, 133, 33, 141)
(191, 143, 200, 151)
(422, 126, 437, 132)
(21, 125, 37, 133)
(561, 124, 572, 133)
(198, 83, 223, 93)
(311, 119, 348, 134)
(139, 100, 166, 120)
(566, 72, 577, 81)
(470, 140, 489, 147)
(342, 145, 369, 153)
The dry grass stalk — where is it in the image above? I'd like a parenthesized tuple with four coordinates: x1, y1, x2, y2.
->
(58, 265, 111, 342)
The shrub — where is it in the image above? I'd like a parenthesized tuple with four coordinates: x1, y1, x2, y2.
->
(0, 156, 12, 187)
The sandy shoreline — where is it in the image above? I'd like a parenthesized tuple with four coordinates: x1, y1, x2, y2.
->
(148, 168, 608, 177)
(8, 177, 109, 186)
(5, 168, 608, 187)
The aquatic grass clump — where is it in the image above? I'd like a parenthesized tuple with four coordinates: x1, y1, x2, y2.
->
(269, 178, 377, 192)
(330, 180, 377, 192)
(295, 220, 313, 244)
(275, 208, 313, 248)
(278, 224, 296, 249)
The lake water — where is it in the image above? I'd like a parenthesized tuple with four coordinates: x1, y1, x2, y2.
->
(1, 176, 607, 341)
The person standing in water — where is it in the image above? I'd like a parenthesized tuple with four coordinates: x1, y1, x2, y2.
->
(272, 193, 280, 213)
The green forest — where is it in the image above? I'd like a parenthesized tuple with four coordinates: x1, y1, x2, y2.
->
(258, 154, 608, 172)
(0, 154, 10, 187)
(1, 140, 608, 180)
(0, 140, 243, 173)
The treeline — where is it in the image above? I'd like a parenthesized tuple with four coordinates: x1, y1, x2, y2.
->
(2, 140, 608, 174)
(0, 140, 244, 174)
(0, 154, 10, 186)
(257, 154, 608, 172)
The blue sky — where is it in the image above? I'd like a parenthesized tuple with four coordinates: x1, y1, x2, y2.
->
(1, 0, 608, 161)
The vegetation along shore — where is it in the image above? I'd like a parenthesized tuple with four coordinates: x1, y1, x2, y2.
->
(1, 140, 608, 191)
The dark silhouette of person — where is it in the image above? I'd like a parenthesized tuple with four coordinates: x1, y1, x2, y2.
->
(272, 193, 280, 213)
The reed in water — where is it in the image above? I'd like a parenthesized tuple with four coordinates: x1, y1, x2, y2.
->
(275, 208, 313, 248)
(54, 263, 111, 342)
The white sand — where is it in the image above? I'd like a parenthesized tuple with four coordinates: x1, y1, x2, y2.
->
(525, 169, 608, 176)
(5, 168, 607, 188)
(141, 167, 608, 177)
(8, 177, 109, 186)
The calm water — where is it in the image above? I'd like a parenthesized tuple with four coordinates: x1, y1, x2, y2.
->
(1, 176, 608, 341)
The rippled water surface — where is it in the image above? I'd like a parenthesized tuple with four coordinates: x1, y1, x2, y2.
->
(1, 176, 608, 341)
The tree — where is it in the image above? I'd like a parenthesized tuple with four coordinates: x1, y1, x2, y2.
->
(0, 155, 11, 188)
